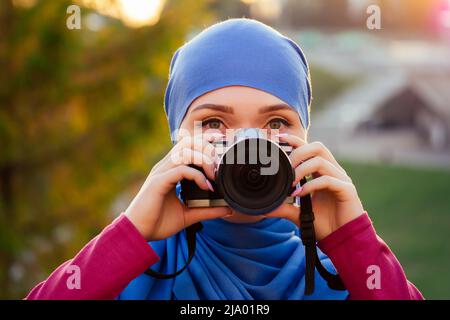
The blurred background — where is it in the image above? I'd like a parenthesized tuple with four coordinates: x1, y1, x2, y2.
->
(0, 0, 449, 299)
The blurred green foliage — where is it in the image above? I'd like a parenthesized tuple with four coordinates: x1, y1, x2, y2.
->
(0, 0, 214, 299)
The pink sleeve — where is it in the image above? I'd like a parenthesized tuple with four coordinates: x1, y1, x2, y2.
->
(25, 213, 160, 300)
(318, 212, 424, 300)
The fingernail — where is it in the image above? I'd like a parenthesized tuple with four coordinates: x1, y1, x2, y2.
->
(211, 132, 225, 138)
(290, 186, 302, 197)
(205, 179, 214, 192)
(274, 133, 288, 137)
(207, 133, 225, 142)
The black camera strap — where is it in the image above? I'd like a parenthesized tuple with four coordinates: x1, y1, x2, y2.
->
(299, 177, 346, 295)
(144, 222, 203, 279)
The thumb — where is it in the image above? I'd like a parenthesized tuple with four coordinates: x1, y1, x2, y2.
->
(184, 206, 232, 227)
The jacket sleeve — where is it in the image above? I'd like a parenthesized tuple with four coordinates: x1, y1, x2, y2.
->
(25, 213, 160, 300)
(318, 211, 424, 300)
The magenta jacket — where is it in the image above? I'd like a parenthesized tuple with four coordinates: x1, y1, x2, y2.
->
(25, 212, 423, 300)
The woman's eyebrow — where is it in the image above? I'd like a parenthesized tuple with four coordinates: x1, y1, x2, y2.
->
(190, 103, 292, 114)
(190, 104, 234, 113)
(259, 103, 292, 113)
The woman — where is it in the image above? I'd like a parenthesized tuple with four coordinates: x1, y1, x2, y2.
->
(26, 18, 423, 300)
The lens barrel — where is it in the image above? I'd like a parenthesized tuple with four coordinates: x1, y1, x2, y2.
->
(216, 136, 294, 215)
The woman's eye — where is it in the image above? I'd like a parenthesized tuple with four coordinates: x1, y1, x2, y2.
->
(202, 118, 223, 129)
(267, 118, 287, 130)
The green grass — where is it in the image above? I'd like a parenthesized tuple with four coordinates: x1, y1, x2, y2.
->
(341, 161, 450, 299)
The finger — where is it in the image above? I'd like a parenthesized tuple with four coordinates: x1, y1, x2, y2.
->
(158, 165, 210, 195)
(274, 133, 307, 148)
(274, 134, 345, 173)
(169, 148, 216, 180)
(262, 203, 300, 227)
(191, 133, 222, 165)
(184, 206, 232, 227)
(154, 132, 224, 180)
(177, 131, 224, 146)
(292, 156, 349, 187)
(288, 140, 344, 170)
(296, 175, 354, 200)
(169, 133, 222, 170)
(203, 131, 226, 143)
(178, 132, 224, 159)
(154, 136, 205, 174)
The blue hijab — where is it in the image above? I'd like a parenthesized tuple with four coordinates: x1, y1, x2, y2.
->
(118, 18, 348, 300)
(164, 17, 312, 141)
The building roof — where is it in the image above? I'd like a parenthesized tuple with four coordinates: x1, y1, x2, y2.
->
(409, 73, 450, 121)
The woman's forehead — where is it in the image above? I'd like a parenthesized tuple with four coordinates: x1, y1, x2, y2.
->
(189, 86, 288, 111)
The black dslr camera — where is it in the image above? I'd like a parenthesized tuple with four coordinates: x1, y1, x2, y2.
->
(180, 128, 297, 215)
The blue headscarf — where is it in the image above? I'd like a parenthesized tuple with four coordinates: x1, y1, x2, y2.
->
(164, 17, 312, 141)
(118, 18, 348, 300)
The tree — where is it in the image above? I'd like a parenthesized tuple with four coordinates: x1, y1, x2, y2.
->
(0, 0, 214, 298)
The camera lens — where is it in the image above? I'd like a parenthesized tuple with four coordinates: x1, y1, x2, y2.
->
(246, 167, 264, 187)
(232, 164, 269, 193)
(216, 137, 294, 215)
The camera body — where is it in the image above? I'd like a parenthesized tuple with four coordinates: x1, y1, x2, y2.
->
(180, 128, 297, 216)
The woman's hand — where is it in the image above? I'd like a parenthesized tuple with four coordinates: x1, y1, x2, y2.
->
(124, 132, 232, 241)
(264, 134, 364, 241)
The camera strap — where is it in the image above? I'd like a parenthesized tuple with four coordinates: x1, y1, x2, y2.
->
(144, 222, 203, 279)
(299, 177, 346, 295)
